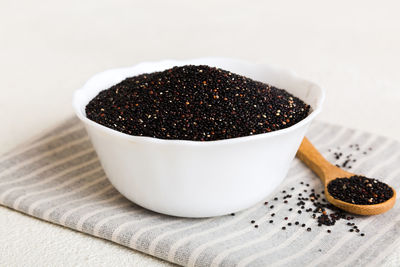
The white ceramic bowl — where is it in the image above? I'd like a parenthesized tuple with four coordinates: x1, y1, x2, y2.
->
(73, 58, 324, 218)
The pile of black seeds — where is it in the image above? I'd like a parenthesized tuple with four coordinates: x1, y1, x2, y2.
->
(327, 144, 393, 205)
(237, 143, 379, 236)
(85, 65, 310, 141)
(328, 175, 393, 205)
(242, 181, 365, 235)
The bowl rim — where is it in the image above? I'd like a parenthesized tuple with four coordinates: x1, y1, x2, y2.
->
(73, 57, 325, 146)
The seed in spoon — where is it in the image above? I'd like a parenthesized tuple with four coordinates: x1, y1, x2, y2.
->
(327, 175, 393, 205)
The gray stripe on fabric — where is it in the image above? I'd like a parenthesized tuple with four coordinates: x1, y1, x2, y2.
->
(31, 175, 109, 218)
(0, 117, 80, 159)
(0, 150, 97, 193)
(35, 117, 81, 142)
(95, 209, 155, 238)
(80, 203, 140, 234)
(47, 187, 119, 223)
(5, 162, 102, 210)
(0, 139, 92, 182)
(0, 127, 86, 171)
(63, 194, 127, 229)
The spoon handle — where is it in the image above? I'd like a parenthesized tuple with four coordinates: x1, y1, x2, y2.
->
(296, 137, 338, 184)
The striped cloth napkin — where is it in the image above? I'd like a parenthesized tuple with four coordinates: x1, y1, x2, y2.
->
(0, 117, 399, 267)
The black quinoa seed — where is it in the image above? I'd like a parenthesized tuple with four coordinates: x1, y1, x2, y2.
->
(251, 220, 255, 224)
(85, 65, 310, 141)
(269, 220, 273, 223)
(254, 225, 259, 228)
(307, 228, 312, 232)
(282, 227, 286, 230)
(327, 175, 393, 205)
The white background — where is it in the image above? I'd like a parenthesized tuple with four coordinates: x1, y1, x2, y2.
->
(1, 0, 399, 266)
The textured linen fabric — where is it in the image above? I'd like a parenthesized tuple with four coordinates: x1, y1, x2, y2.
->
(0, 117, 399, 267)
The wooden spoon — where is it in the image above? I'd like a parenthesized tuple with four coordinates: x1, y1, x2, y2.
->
(296, 137, 396, 215)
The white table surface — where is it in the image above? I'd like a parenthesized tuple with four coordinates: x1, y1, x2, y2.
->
(1, 0, 399, 266)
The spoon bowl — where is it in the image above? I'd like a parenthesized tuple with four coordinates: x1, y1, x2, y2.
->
(297, 137, 396, 215)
